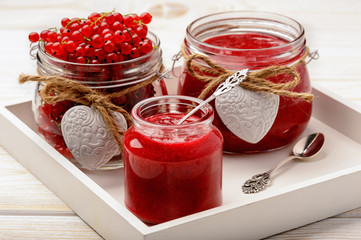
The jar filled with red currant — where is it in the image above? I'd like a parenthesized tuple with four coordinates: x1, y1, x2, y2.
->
(28, 11, 168, 169)
(177, 11, 314, 153)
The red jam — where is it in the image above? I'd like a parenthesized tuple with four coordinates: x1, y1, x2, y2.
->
(178, 33, 312, 152)
(205, 33, 287, 50)
(123, 113, 223, 224)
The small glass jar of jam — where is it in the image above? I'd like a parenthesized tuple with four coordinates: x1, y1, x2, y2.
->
(178, 11, 313, 153)
(123, 95, 223, 224)
(32, 31, 167, 169)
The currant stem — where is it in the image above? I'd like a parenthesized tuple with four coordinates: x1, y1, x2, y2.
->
(65, 18, 86, 29)
(91, 9, 116, 26)
(124, 27, 134, 45)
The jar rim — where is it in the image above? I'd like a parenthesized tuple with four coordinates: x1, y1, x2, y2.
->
(36, 31, 161, 67)
(131, 95, 214, 128)
(186, 10, 305, 52)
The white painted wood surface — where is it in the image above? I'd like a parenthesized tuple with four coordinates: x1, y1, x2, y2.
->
(0, 0, 360, 239)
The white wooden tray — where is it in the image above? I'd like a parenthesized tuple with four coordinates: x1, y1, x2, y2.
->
(1, 84, 361, 240)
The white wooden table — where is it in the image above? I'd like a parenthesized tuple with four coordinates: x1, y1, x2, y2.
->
(1, 0, 361, 239)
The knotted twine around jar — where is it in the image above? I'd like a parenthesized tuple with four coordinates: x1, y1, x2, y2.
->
(180, 44, 314, 102)
(18, 69, 163, 152)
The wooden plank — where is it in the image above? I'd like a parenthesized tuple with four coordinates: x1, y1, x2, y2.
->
(266, 218, 361, 239)
(0, 146, 72, 213)
(0, 216, 102, 239)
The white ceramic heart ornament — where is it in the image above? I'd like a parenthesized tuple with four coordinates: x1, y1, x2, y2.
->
(61, 105, 127, 170)
(215, 86, 279, 143)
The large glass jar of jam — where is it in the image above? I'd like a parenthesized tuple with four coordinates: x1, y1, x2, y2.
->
(178, 11, 313, 153)
(32, 31, 167, 169)
(123, 95, 223, 224)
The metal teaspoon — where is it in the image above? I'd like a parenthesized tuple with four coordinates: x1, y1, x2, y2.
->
(242, 132, 325, 194)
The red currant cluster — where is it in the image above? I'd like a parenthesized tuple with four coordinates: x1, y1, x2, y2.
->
(28, 10, 154, 64)
(37, 100, 74, 159)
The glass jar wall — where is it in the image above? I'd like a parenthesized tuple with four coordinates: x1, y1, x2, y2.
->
(32, 31, 168, 169)
(178, 11, 313, 153)
(123, 95, 223, 224)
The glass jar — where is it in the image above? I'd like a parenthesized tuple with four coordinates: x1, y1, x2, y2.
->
(178, 11, 313, 153)
(32, 31, 168, 169)
(123, 95, 223, 224)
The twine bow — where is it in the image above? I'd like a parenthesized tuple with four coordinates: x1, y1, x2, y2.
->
(181, 45, 314, 102)
(19, 71, 162, 152)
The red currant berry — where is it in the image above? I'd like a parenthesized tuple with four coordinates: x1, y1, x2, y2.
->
(91, 59, 100, 64)
(69, 22, 81, 31)
(139, 40, 153, 54)
(116, 52, 125, 62)
(92, 25, 101, 34)
(94, 48, 106, 61)
(80, 25, 92, 38)
(131, 14, 140, 23)
(61, 36, 70, 43)
(28, 32, 40, 43)
(40, 30, 49, 41)
(88, 12, 101, 21)
(64, 40, 77, 52)
(130, 47, 140, 58)
(91, 34, 104, 48)
(75, 46, 85, 57)
(120, 42, 132, 55)
(61, 17, 70, 27)
(112, 12, 123, 22)
(71, 30, 84, 44)
(40, 103, 52, 116)
(44, 42, 53, 54)
(103, 33, 113, 42)
(55, 144, 74, 159)
(113, 30, 125, 43)
(105, 14, 116, 25)
(103, 40, 115, 53)
(100, 21, 110, 31)
(140, 12, 152, 24)
(122, 29, 132, 42)
(136, 25, 148, 38)
(101, 28, 112, 35)
(50, 102, 67, 120)
(47, 31, 58, 42)
(67, 53, 77, 62)
(76, 56, 86, 63)
(123, 15, 134, 27)
(84, 45, 94, 57)
(132, 34, 141, 46)
(111, 21, 124, 31)
(51, 42, 65, 56)
(61, 28, 72, 37)
(106, 52, 118, 63)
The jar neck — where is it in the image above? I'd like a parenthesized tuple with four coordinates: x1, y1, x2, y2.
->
(36, 31, 163, 89)
(184, 11, 306, 70)
(131, 96, 214, 140)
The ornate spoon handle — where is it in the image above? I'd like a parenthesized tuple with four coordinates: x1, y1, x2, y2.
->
(177, 69, 249, 125)
(242, 156, 298, 194)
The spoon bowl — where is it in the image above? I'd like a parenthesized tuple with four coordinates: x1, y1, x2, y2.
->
(293, 132, 325, 158)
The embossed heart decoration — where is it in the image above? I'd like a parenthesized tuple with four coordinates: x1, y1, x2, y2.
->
(215, 86, 279, 143)
(61, 105, 127, 170)
(176, 68, 279, 144)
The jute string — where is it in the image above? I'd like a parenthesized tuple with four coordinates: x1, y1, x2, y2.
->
(19, 68, 163, 152)
(181, 44, 314, 102)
